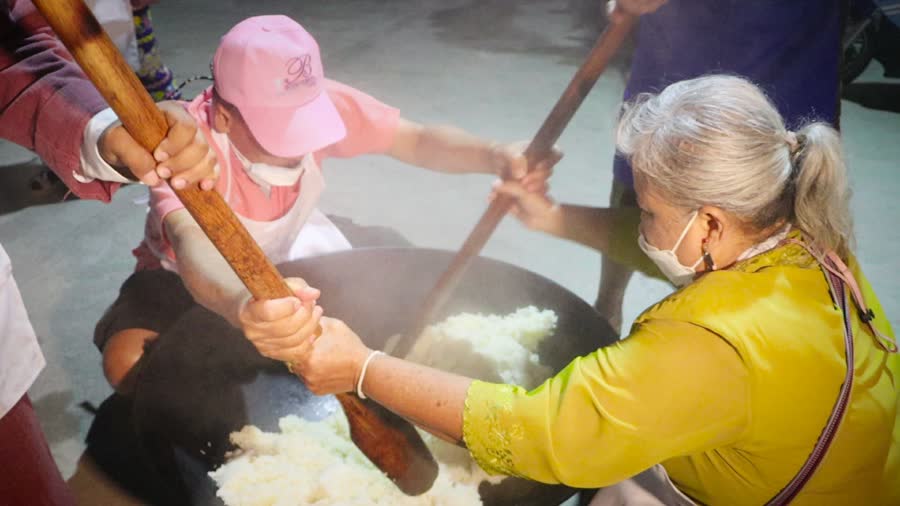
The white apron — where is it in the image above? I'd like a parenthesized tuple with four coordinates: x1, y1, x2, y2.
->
(0, 244, 45, 419)
(220, 152, 352, 265)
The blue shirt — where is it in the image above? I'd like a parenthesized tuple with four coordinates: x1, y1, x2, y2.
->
(614, 0, 842, 187)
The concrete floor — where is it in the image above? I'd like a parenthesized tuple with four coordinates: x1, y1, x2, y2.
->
(0, 0, 898, 502)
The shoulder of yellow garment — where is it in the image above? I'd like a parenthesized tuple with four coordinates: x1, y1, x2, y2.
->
(633, 235, 894, 348)
(636, 238, 816, 318)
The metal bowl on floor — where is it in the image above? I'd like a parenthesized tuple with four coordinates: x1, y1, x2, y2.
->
(132, 247, 616, 505)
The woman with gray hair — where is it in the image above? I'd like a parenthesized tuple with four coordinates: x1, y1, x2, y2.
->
(240, 75, 898, 504)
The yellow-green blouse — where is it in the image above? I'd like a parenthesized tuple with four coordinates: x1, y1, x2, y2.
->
(463, 227, 899, 505)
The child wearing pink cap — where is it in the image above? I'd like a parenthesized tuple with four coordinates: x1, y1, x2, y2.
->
(91, 15, 557, 392)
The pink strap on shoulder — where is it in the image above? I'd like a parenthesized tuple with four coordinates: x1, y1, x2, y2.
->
(766, 236, 895, 505)
(768, 241, 854, 505)
(785, 238, 897, 353)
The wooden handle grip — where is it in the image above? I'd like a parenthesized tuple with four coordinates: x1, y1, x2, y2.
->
(31, 0, 291, 301)
(403, 14, 637, 351)
(33, 0, 436, 493)
(521, 14, 636, 162)
(171, 187, 293, 300)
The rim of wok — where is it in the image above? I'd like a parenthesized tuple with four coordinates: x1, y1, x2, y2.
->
(132, 247, 618, 506)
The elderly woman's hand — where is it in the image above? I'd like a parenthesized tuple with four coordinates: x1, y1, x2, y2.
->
(239, 277, 323, 360)
(288, 317, 373, 395)
(490, 176, 561, 233)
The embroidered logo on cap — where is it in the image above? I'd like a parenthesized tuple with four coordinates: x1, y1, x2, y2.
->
(284, 54, 316, 90)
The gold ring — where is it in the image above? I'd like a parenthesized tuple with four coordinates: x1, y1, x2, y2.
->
(285, 361, 295, 374)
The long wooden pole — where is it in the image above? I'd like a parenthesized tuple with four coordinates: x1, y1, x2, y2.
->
(394, 14, 637, 358)
(31, 0, 437, 494)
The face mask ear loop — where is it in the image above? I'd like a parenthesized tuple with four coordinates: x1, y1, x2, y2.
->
(671, 211, 699, 254)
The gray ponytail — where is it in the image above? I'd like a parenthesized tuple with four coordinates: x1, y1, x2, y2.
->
(792, 122, 854, 259)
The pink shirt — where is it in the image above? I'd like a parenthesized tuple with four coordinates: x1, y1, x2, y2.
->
(133, 80, 400, 270)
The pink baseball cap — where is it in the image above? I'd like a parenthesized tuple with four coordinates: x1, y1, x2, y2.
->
(213, 15, 346, 158)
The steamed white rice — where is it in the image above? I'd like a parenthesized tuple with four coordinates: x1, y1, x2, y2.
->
(211, 306, 558, 506)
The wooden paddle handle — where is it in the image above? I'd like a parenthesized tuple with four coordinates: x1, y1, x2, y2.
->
(31, 0, 290, 301)
(404, 14, 638, 348)
(32, 0, 437, 494)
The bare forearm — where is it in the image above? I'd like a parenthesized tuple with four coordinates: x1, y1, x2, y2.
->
(391, 120, 497, 175)
(166, 215, 247, 326)
(538, 204, 618, 254)
(361, 354, 472, 442)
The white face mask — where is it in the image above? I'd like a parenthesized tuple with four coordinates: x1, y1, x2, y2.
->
(230, 140, 306, 189)
(638, 211, 703, 287)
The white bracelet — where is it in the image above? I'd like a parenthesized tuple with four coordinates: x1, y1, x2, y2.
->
(356, 350, 383, 400)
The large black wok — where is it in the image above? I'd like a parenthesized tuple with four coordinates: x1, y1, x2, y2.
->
(132, 247, 617, 506)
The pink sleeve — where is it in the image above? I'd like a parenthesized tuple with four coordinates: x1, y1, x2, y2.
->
(0, 0, 120, 202)
(319, 80, 401, 159)
(149, 183, 186, 222)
